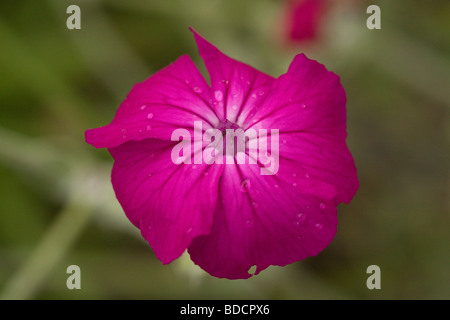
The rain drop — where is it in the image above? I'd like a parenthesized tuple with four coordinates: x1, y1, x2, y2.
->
(297, 213, 306, 223)
(147, 113, 153, 119)
(301, 104, 306, 109)
(194, 87, 202, 93)
(214, 90, 223, 101)
(240, 179, 251, 192)
(140, 105, 147, 110)
(320, 203, 326, 210)
(251, 93, 257, 99)
(258, 90, 264, 96)
(146, 125, 152, 131)
(315, 223, 323, 230)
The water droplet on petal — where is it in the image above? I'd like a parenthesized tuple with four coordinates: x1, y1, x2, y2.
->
(146, 125, 152, 131)
(240, 179, 251, 192)
(185, 80, 190, 84)
(305, 172, 310, 179)
(194, 86, 202, 93)
(315, 223, 323, 230)
(140, 105, 147, 110)
(320, 203, 326, 209)
(297, 213, 306, 223)
(252, 201, 257, 207)
(258, 90, 264, 96)
(292, 173, 297, 177)
(282, 139, 287, 144)
(293, 183, 297, 187)
(301, 104, 306, 109)
(251, 93, 257, 99)
(274, 184, 279, 188)
(187, 227, 193, 233)
(214, 90, 223, 101)
(147, 113, 153, 119)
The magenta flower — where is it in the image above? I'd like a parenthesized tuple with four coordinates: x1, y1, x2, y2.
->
(286, 0, 327, 42)
(85, 29, 358, 279)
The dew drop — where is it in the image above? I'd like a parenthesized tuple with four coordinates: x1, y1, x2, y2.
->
(214, 90, 223, 101)
(293, 183, 297, 187)
(315, 223, 323, 230)
(282, 139, 287, 144)
(240, 179, 251, 192)
(147, 113, 153, 119)
(140, 105, 147, 110)
(146, 125, 152, 131)
(121, 128, 127, 133)
(301, 104, 306, 109)
(246, 219, 252, 224)
(258, 90, 264, 96)
(148, 173, 153, 178)
(252, 201, 257, 207)
(305, 172, 310, 179)
(185, 80, 190, 84)
(292, 173, 297, 177)
(222, 79, 229, 85)
(274, 184, 279, 188)
(251, 93, 257, 99)
(187, 227, 193, 233)
(297, 213, 306, 223)
(320, 203, 326, 209)
(194, 86, 202, 93)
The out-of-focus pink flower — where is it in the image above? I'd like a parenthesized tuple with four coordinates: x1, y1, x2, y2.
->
(85, 28, 358, 279)
(286, 0, 327, 42)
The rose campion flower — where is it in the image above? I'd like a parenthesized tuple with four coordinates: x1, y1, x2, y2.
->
(286, 0, 327, 42)
(85, 28, 358, 279)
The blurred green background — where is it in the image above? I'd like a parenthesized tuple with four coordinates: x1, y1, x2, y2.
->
(0, 0, 449, 300)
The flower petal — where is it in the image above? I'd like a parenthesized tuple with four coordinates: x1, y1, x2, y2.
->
(191, 28, 274, 125)
(247, 54, 358, 204)
(109, 138, 224, 264)
(188, 161, 338, 279)
(85, 54, 218, 149)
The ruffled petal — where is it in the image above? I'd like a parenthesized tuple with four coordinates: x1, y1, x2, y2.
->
(188, 161, 338, 279)
(191, 28, 274, 125)
(109, 138, 224, 264)
(85, 54, 218, 149)
(247, 54, 358, 204)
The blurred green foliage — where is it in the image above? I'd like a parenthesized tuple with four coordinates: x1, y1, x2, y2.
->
(0, 0, 449, 299)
